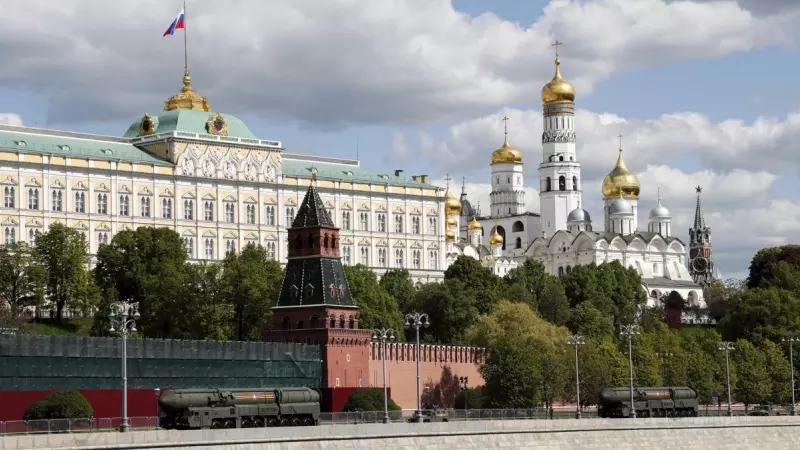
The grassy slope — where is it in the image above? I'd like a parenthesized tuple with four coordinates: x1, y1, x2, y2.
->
(27, 318, 94, 336)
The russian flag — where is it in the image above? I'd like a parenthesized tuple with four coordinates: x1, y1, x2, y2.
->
(163, 9, 185, 37)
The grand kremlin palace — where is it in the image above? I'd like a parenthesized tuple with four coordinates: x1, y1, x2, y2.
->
(0, 71, 449, 304)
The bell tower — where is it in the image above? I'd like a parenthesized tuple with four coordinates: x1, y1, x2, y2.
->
(264, 175, 372, 389)
(688, 185, 715, 285)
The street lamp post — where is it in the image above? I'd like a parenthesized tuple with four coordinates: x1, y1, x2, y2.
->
(620, 324, 640, 419)
(568, 335, 585, 419)
(655, 352, 674, 383)
(372, 328, 395, 424)
(404, 312, 430, 423)
(782, 336, 798, 416)
(458, 376, 469, 417)
(718, 341, 735, 417)
(109, 301, 140, 433)
(154, 388, 160, 428)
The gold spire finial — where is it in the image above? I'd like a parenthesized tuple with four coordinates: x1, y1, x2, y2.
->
(551, 40, 563, 59)
(163, 69, 211, 112)
(502, 115, 510, 137)
(618, 133, 624, 151)
(444, 173, 452, 190)
(491, 115, 522, 164)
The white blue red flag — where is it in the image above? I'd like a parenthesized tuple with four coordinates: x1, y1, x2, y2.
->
(163, 9, 186, 37)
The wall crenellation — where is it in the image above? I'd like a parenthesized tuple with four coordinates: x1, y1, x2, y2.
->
(369, 342, 486, 365)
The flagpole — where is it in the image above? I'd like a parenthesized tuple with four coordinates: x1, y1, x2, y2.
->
(183, 0, 188, 71)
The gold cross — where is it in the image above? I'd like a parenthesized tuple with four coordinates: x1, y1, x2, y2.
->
(444, 173, 452, 189)
(551, 40, 563, 58)
(618, 133, 624, 150)
(502, 116, 510, 136)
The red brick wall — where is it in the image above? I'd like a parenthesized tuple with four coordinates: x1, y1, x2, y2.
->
(366, 343, 485, 410)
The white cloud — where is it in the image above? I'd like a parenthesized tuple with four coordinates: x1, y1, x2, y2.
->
(0, 114, 23, 127)
(0, 0, 796, 126)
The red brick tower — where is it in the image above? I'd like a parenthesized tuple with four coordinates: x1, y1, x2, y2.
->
(264, 176, 372, 391)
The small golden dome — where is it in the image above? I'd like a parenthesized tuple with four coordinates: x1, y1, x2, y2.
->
(164, 70, 211, 112)
(468, 217, 482, 231)
(602, 149, 640, 199)
(490, 136, 523, 165)
(489, 229, 503, 246)
(445, 229, 456, 241)
(541, 58, 575, 104)
(446, 215, 458, 228)
(445, 189, 461, 215)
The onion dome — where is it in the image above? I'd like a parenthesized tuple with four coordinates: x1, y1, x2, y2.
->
(609, 197, 633, 216)
(446, 215, 458, 228)
(445, 229, 456, 241)
(567, 207, 592, 223)
(489, 229, 503, 246)
(602, 149, 640, 200)
(649, 200, 671, 220)
(541, 57, 575, 104)
(490, 135, 523, 165)
(468, 216, 482, 231)
(164, 70, 211, 112)
(445, 189, 461, 215)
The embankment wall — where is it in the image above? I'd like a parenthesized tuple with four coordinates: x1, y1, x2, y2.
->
(3, 416, 800, 450)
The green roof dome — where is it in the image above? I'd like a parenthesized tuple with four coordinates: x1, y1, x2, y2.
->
(123, 109, 257, 140)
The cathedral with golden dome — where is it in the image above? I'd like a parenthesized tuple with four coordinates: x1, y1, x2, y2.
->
(450, 52, 716, 311)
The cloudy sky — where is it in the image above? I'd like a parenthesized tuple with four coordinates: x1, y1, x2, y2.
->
(2, 0, 799, 280)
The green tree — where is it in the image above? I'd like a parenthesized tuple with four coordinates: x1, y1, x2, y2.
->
(506, 260, 571, 325)
(221, 244, 283, 341)
(379, 269, 416, 313)
(454, 386, 484, 409)
(570, 336, 628, 407)
(421, 366, 462, 408)
(703, 278, 744, 322)
(180, 262, 232, 340)
(34, 223, 93, 321)
(567, 301, 615, 339)
(93, 227, 188, 337)
(747, 245, 800, 289)
(731, 339, 770, 408)
(481, 335, 543, 408)
(444, 255, 501, 314)
(410, 279, 479, 344)
(679, 328, 726, 404)
(719, 286, 800, 345)
(343, 265, 404, 338)
(340, 389, 400, 412)
(760, 339, 792, 404)
(0, 242, 46, 316)
(561, 261, 646, 326)
(23, 391, 93, 420)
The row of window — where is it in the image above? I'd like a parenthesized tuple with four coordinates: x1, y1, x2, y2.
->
(543, 175, 579, 192)
(6, 188, 440, 234)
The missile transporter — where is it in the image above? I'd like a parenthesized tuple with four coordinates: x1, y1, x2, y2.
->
(157, 387, 321, 429)
(597, 387, 698, 418)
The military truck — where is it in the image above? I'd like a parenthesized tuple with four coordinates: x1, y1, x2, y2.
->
(408, 409, 450, 423)
(748, 405, 791, 416)
(598, 387, 698, 418)
(157, 387, 320, 429)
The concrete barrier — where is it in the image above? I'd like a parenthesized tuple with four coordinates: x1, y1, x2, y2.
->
(2, 416, 800, 450)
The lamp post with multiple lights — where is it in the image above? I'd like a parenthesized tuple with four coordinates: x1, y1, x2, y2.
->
(718, 341, 735, 416)
(620, 324, 640, 418)
(372, 328, 395, 424)
(404, 312, 430, 422)
(782, 336, 798, 416)
(568, 334, 585, 419)
(109, 301, 140, 433)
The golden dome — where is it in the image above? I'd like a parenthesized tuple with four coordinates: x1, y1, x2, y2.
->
(602, 149, 640, 199)
(489, 229, 503, 246)
(446, 215, 458, 228)
(468, 216, 482, 231)
(164, 70, 211, 112)
(541, 58, 575, 104)
(445, 229, 456, 241)
(444, 189, 461, 215)
(490, 135, 523, 165)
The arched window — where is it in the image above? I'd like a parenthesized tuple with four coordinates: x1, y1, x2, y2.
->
(348, 316, 355, 329)
(496, 225, 507, 251)
(339, 314, 345, 329)
(559, 155, 564, 161)
(281, 317, 290, 330)
(296, 320, 304, 329)
(515, 237, 522, 249)
(572, 176, 578, 191)
(310, 315, 319, 329)
(558, 176, 566, 191)
(512, 221, 524, 232)
(566, 266, 572, 274)
(308, 233, 315, 248)
(558, 266, 564, 276)
(329, 315, 336, 328)
(545, 177, 551, 191)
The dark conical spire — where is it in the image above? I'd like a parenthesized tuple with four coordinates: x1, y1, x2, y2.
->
(693, 185, 705, 230)
(292, 176, 334, 228)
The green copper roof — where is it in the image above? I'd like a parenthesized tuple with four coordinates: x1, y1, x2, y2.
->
(0, 126, 171, 165)
(122, 110, 257, 139)
(282, 158, 436, 188)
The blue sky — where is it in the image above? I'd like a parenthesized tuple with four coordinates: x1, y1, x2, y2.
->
(1, 0, 799, 279)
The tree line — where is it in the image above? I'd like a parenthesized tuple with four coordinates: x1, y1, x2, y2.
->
(1, 225, 799, 410)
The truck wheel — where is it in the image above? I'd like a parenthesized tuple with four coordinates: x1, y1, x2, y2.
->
(224, 420, 235, 429)
(291, 418, 301, 426)
(211, 420, 222, 429)
(241, 420, 252, 428)
(254, 419, 265, 428)
(442, 418, 448, 422)
(279, 418, 290, 427)
(301, 417, 313, 426)
(267, 418, 278, 427)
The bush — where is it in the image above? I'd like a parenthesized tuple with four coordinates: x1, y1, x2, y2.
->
(454, 386, 484, 410)
(340, 388, 401, 412)
(22, 391, 93, 420)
